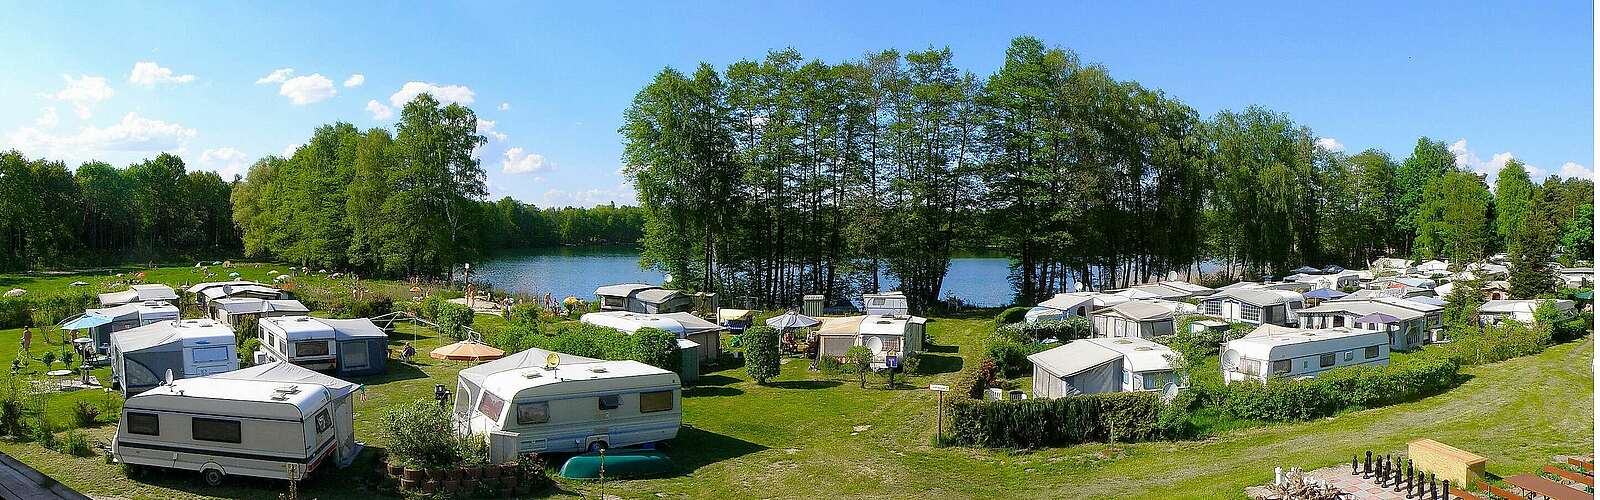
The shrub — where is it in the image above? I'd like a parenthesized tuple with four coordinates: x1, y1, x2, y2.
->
(743, 326, 780, 384)
(984, 338, 1031, 379)
(946, 391, 1174, 448)
(380, 400, 460, 469)
(60, 349, 74, 368)
(239, 338, 262, 366)
(631, 328, 681, 374)
(1218, 358, 1459, 422)
(993, 306, 1029, 326)
(845, 346, 873, 388)
(817, 356, 845, 375)
(996, 318, 1090, 343)
(41, 351, 55, 371)
(434, 302, 476, 340)
(31, 292, 95, 327)
(1428, 321, 1550, 366)
(60, 429, 92, 457)
(506, 303, 545, 324)
(71, 401, 100, 428)
(900, 351, 923, 375)
(0, 298, 32, 329)
(953, 358, 999, 400)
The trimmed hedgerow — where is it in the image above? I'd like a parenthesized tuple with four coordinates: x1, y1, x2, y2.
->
(947, 391, 1177, 448)
(993, 306, 1029, 326)
(995, 318, 1091, 343)
(1217, 357, 1459, 421)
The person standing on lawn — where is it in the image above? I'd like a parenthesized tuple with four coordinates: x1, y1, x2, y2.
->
(20, 326, 32, 357)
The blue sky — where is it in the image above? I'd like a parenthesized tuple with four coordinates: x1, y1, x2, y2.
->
(1, 1, 1592, 207)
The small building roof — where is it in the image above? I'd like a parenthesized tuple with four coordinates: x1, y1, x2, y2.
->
(209, 361, 360, 400)
(112, 318, 233, 353)
(1205, 288, 1302, 307)
(816, 314, 925, 336)
(132, 376, 329, 414)
(1037, 292, 1127, 312)
(99, 284, 179, 305)
(1159, 281, 1214, 294)
(1299, 297, 1439, 321)
(211, 297, 309, 315)
(580, 311, 723, 337)
(1226, 326, 1388, 361)
(1096, 300, 1175, 321)
(184, 280, 261, 294)
(633, 287, 684, 303)
(89, 300, 179, 320)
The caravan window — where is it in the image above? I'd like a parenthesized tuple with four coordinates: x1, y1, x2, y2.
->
(192, 346, 230, 363)
(640, 391, 673, 413)
(342, 342, 369, 369)
(1365, 346, 1380, 359)
(1270, 359, 1291, 375)
(127, 412, 160, 436)
(192, 418, 242, 443)
(478, 392, 507, 423)
(516, 402, 549, 425)
(314, 409, 332, 433)
(1319, 353, 1335, 368)
(1202, 301, 1222, 316)
(598, 394, 621, 411)
(295, 341, 330, 357)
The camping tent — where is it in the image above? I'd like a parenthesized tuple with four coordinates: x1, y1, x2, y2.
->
(321, 318, 390, 376)
(110, 319, 236, 395)
(209, 362, 364, 468)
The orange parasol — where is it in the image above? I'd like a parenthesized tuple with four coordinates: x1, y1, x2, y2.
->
(429, 340, 505, 361)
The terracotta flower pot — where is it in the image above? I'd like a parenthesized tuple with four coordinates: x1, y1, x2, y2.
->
(482, 465, 501, 479)
(403, 467, 424, 482)
(465, 465, 483, 479)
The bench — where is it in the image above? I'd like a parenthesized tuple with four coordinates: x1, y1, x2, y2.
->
(1477, 480, 1528, 500)
(1542, 464, 1595, 487)
(1410, 438, 1488, 486)
(1567, 457, 1594, 474)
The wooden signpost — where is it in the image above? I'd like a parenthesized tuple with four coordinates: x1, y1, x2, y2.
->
(930, 384, 949, 445)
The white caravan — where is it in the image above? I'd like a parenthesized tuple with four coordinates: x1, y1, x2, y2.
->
(110, 319, 237, 395)
(113, 365, 357, 486)
(452, 347, 682, 462)
(1220, 325, 1388, 384)
(259, 316, 339, 371)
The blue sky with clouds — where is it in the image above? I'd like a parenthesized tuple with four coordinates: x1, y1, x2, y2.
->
(1, 1, 1592, 207)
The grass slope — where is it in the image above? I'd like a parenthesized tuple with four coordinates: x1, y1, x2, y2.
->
(0, 266, 1589, 499)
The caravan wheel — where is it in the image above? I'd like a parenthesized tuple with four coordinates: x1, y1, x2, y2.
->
(202, 468, 225, 487)
(587, 441, 609, 453)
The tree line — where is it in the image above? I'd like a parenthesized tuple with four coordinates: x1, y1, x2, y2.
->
(0, 95, 644, 275)
(620, 36, 1595, 309)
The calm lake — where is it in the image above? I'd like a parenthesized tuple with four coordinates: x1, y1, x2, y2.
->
(473, 246, 1023, 307)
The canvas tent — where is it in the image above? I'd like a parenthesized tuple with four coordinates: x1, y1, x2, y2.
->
(1027, 338, 1182, 398)
(593, 284, 693, 314)
(73, 301, 180, 353)
(209, 297, 309, 326)
(208, 362, 365, 468)
(99, 284, 179, 307)
(815, 314, 926, 367)
(1090, 301, 1177, 339)
(110, 319, 237, 395)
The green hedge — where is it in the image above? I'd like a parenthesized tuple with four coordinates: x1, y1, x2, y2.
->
(993, 306, 1029, 325)
(1218, 357, 1459, 421)
(995, 318, 1091, 343)
(947, 391, 1176, 448)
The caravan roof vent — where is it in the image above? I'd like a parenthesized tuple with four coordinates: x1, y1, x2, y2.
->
(875, 320, 893, 325)
(588, 365, 608, 373)
(1114, 339, 1134, 344)
(295, 316, 312, 322)
(269, 392, 291, 401)
(521, 370, 543, 379)
(1134, 346, 1153, 351)
(273, 384, 301, 395)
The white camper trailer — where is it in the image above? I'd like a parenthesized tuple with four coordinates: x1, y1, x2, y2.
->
(110, 319, 237, 395)
(113, 363, 359, 486)
(1220, 325, 1388, 384)
(861, 291, 910, 316)
(78, 300, 181, 353)
(259, 316, 339, 371)
(99, 284, 180, 307)
(452, 348, 682, 462)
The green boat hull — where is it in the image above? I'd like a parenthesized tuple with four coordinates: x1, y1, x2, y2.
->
(558, 449, 674, 480)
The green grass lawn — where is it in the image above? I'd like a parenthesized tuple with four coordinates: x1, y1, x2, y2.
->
(0, 266, 1590, 499)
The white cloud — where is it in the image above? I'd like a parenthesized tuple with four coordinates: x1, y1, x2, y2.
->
(497, 102, 510, 111)
(477, 119, 507, 142)
(1449, 139, 1528, 177)
(538, 186, 637, 208)
(388, 81, 475, 107)
(343, 74, 365, 88)
(1314, 137, 1344, 153)
(501, 147, 546, 174)
(34, 107, 58, 128)
(128, 61, 195, 87)
(198, 147, 250, 179)
(278, 74, 336, 105)
(255, 68, 295, 84)
(5, 112, 196, 162)
(365, 100, 393, 120)
(1559, 162, 1594, 180)
(41, 75, 114, 119)
(280, 143, 300, 158)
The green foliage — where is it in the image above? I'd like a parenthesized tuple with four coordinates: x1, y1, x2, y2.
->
(40, 351, 55, 370)
(60, 429, 92, 457)
(328, 295, 393, 319)
(506, 321, 685, 372)
(1429, 320, 1553, 366)
(433, 302, 475, 340)
(900, 351, 923, 375)
(953, 357, 999, 400)
(742, 326, 780, 384)
(1493, 159, 1537, 247)
(995, 318, 1090, 343)
(1508, 188, 1562, 297)
(1218, 358, 1459, 422)
(379, 400, 462, 469)
(31, 292, 96, 327)
(239, 338, 262, 366)
(71, 400, 100, 428)
(993, 307, 1029, 326)
(845, 346, 874, 388)
(946, 391, 1177, 448)
(1441, 278, 1486, 330)
(1412, 171, 1492, 263)
(0, 299, 31, 329)
(630, 327, 681, 373)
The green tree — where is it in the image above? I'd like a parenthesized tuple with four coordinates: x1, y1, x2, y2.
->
(845, 345, 874, 388)
(1507, 189, 1561, 297)
(1560, 203, 1593, 264)
(1395, 138, 1456, 256)
(1492, 159, 1536, 250)
(1442, 277, 1485, 331)
(742, 326, 780, 384)
(1412, 171, 1492, 263)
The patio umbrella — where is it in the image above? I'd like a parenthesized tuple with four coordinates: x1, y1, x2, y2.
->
(430, 340, 505, 361)
(60, 313, 111, 330)
(1302, 288, 1347, 300)
(1353, 312, 1401, 325)
(766, 311, 820, 330)
(1291, 266, 1321, 274)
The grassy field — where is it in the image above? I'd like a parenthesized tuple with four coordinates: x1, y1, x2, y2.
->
(0, 266, 1590, 499)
